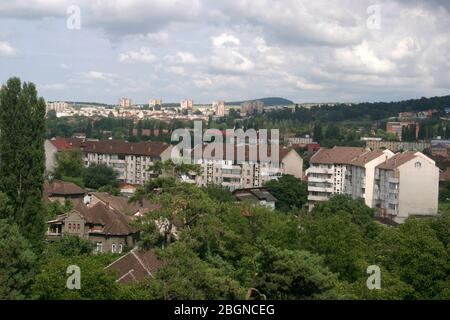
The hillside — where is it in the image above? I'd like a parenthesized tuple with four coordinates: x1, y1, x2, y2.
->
(226, 97, 294, 106)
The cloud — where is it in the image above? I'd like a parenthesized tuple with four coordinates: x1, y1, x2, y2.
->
(118, 47, 157, 64)
(0, 41, 17, 56)
(78, 71, 117, 84)
(39, 83, 66, 91)
(212, 33, 240, 48)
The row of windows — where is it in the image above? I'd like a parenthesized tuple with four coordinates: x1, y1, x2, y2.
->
(68, 223, 80, 231)
(95, 242, 123, 253)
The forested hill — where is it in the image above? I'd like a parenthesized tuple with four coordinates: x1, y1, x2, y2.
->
(267, 95, 450, 123)
(226, 97, 294, 106)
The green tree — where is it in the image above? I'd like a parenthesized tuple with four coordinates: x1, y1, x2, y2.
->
(83, 163, 119, 189)
(0, 220, 37, 299)
(52, 149, 85, 181)
(46, 235, 94, 257)
(202, 184, 235, 203)
(264, 174, 307, 211)
(0, 77, 46, 248)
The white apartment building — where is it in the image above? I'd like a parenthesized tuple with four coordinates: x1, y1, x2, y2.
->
(180, 100, 194, 109)
(46, 101, 69, 114)
(149, 99, 162, 107)
(82, 140, 172, 185)
(306, 146, 439, 223)
(119, 98, 132, 108)
(374, 151, 439, 224)
(188, 143, 303, 190)
(213, 101, 225, 117)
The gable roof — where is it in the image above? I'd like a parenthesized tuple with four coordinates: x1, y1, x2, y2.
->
(44, 180, 86, 197)
(310, 146, 369, 165)
(72, 200, 137, 236)
(81, 140, 170, 157)
(376, 151, 418, 170)
(105, 248, 162, 284)
(91, 192, 160, 216)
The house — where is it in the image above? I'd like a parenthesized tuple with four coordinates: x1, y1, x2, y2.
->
(104, 248, 162, 284)
(43, 180, 86, 203)
(84, 192, 159, 217)
(232, 188, 277, 209)
(46, 200, 138, 253)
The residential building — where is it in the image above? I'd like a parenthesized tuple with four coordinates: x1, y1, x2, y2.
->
(105, 248, 162, 283)
(374, 152, 439, 224)
(85, 192, 159, 217)
(240, 100, 264, 115)
(149, 99, 162, 107)
(180, 99, 194, 109)
(306, 146, 439, 224)
(47, 200, 138, 253)
(46, 101, 68, 114)
(386, 121, 419, 141)
(365, 140, 430, 152)
(286, 136, 313, 147)
(43, 180, 86, 203)
(119, 98, 132, 108)
(44, 137, 85, 173)
(189, 143, 303, 191)
(232, 188, 277, 209)
(306, 147, 394, 209)
(213, 101, 225, 117)
(81, 140, 172, 185)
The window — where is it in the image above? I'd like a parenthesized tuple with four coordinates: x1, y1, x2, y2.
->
(118, 244, 123, 253)
(111, 244, 116, 253)
(68, 223, 72, 231)
(96, 242, 103, 253)
(77, 224, 80, 231)
(415, 162, 422, 169)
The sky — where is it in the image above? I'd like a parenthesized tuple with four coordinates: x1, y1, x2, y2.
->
(0, 0, 449, 104)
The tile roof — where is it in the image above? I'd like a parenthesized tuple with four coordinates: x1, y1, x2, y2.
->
(310, 146, 369, 165)
(44, 180, 86, 197)
(49, 137, 84, 151)
(105, 248, 162, 284)
(191, 143, 295, 162)
(72, 200, 137, 236)
(376, 151, 418, 170)
(81, 140, 170, 157)
(91, 192, 159, 216)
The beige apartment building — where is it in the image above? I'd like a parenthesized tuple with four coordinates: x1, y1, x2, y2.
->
(46, 101, 69, 114)
(188, 143, 303, 190)
(213, 101, 225, 117)
(374, 151, 439, 224)
(306, 146, 439, 223)
(81, 140, 172, 185)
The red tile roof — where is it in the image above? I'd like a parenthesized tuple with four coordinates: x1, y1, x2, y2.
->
(81, 140, 171, 157)
(105, 248, 162, 284)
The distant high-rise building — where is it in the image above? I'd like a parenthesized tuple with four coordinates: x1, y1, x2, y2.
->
(46, 101, 69, 114)
(240, 100, 264, 115)
(213, 101, 225, 117)
(149, 99, 162, 107)
(119, 98, 132, 108)
(180, 99, 193, 109)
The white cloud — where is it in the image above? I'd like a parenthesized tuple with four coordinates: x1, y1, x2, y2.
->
(212, 33, 240, 48)
(118, 47, 157, 64)
(39, 83, 66, 91)
(0, 41, 17, 56)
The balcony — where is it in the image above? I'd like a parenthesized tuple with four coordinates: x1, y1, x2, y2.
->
(307, 167, 333, 175)
(308, 194, 330, 202)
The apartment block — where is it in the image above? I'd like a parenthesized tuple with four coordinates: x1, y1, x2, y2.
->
(149, 99, 162, 107)
(46, 101, 69, 113)
(365, 140, 430, 152)
(306, 146, 439, 223)
(189, 143, 303, 191)
(180, 99, 194, 109)
(374, 152, 439, 224)
(386, 121, 419, 141)
(240, 100, 264, 116)
(81, 140, 172, 185)
(119, 98, 132, 108)
(213, 101, 225, 117)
